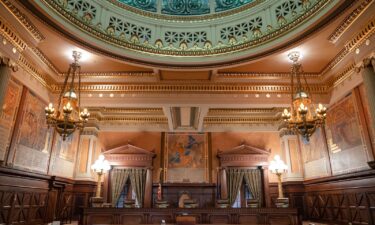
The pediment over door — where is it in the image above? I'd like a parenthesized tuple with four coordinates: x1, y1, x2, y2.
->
(217, 144, 270, 167)
(103, 144, 156, 167)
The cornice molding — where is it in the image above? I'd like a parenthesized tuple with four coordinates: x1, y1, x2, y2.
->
(345, 17, 375, 52)
(326, 63, 356, 89)
(0, 15, 28, 52)
(30, 47, 60, 75)
(207, 108, 284, 115)
(58, 71, 156, 78)
(50, 83, 328, 94)
(217, 72, 320, 80)
(17, 54, 53, 89)
(328, 0, 373, 43)
(0, 0, 45, 42)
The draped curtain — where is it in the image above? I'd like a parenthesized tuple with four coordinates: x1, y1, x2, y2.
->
(226, 168, 263, 207)
(129, 168, 147, 207)
(111, 169, 131, 206)
(226, 168, 245, 206)
(243, 169, 263, 206)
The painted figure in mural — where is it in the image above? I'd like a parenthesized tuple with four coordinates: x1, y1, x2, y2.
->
(168, 135, 203, 168)
(326, 96, 362, 152)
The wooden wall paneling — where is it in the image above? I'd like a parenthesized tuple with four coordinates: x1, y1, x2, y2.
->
(81, 208, 300, 225)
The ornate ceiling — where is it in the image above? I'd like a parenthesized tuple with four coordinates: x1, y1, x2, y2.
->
(0, 0, 374, 132)
(25, 0, 352, 67)
(113, 0, 255, 15)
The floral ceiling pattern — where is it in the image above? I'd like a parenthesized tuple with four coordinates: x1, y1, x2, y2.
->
(116, 0, 254, 15)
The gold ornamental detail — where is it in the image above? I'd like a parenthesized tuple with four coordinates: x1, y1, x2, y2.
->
(50, 83, 329, 94)
(40, 0, 332, 56)
(328, 0, 373, 43)
(0, 0, 45, 42)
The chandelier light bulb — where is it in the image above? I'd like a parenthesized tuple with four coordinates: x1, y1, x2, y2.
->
(63, 102, 73, 114)
(269, 155, 287, 174)
(288, 51, 300, 63)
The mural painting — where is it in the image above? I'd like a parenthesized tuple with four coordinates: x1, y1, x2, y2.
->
(0, 79, 22, 161)
(325, 93, 369, 174)
(12, 90, 52, 173)
(165, 133, 208, 183)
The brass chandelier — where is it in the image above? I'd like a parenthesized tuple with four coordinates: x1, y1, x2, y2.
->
(281, 51, 327, 141)
(45, 51, 90, 140)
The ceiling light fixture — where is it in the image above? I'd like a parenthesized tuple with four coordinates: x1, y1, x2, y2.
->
(45, 51, 90, 140)
(281, 51, 327, 142)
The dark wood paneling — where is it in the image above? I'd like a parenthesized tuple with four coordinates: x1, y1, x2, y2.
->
(152, 183, 216, 208)
(0, 167, 96, 225)
(271, 170, 375, 225)
(82, 208, 300, 225)
(303, 170, 375, 225)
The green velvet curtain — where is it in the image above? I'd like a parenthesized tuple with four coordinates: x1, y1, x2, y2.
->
(111, 169, 131, 206)
(243, 169, 262, 206)
(226, 168, 245, 206)
(129, 168, 147, 207)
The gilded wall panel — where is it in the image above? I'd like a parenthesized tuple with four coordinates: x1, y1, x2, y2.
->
(0, 79, 22, 161)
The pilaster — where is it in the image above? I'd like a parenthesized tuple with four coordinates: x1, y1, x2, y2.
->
(279, 129, 304, 181)
(360, 56, 375, 167)
(74, 127, 100, 181)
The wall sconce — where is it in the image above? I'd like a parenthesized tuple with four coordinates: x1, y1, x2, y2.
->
(269, 155, 289, 208)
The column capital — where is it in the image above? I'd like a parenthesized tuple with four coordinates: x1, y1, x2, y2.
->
(0, 56, 18, 72)
(279, 128, 297, 138)
(361, 56, 375, 71)
(81, 126, 99, 136)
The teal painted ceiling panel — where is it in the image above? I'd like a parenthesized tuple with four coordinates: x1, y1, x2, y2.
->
(115, 0, 255, 15)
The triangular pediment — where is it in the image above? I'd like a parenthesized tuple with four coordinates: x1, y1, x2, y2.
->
(217, 144, 270, 157)
(103, 144, 155, 156)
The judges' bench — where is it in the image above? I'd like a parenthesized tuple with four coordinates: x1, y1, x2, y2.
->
(81, 207, 300, 225)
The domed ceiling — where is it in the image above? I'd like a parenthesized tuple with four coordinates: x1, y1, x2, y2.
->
(113, 0, 254, 15)
(29, 0, 349, 68)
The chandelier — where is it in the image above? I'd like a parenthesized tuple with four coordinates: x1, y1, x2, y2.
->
(281, 51, 327, 142)
(45, 51, 90, 140)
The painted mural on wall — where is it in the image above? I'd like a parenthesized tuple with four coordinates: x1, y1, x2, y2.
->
(0, 79, 22, 161)
(165, 133, 208, 183)
(325, 93, 369, 175)
(300, 127, 330, 179)
(12, 90, 52, 173)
